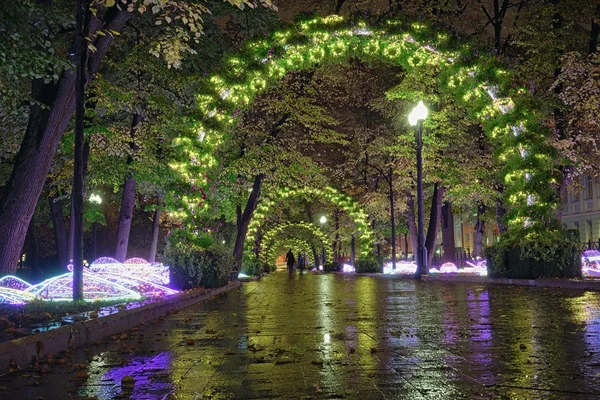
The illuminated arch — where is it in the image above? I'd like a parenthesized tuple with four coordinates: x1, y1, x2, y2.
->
(172, 15, 558, 232)
(268, 238, 313, 266)
(247, 186, 373, 257)
(260, 221, 334, 265)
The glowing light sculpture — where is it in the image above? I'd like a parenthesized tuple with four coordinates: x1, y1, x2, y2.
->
(383, 261, 417, 275)
(0, 275, 32, 291)
(342, 264, 355, 273)
(582, 250, 600, 277)
(90, 257, 170, 286)
(0, 287, 37, 304)
(93, 273, 178, 297)
(27, 272, 141, 302)
(440, 262, 458, 273)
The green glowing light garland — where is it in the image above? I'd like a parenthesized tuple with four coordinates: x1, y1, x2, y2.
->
(268, 238, 313, 266)
(171, 15, 558, 236)
(260, 221, 334, 266)
(246, 186, 374, 257)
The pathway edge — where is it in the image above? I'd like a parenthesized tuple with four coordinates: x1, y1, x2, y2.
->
(0, 281, 242, 376)
(422, 274, 600, 290)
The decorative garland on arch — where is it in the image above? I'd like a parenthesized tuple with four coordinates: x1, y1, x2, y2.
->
(260, 221, 334, 265)
(246, 186, 374, 257)
(170, 14, 559, 237)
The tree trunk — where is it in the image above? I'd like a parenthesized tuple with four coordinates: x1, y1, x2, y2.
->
(333, 209, 340, 262)
(311, 245, 319, 269)
(406, 194, 418, 260)
(26, 216, 40, 280)
(148, 194, 163, 263)
(0, 7, 132, 275)
(441, 201, 456, 264)
(49, 195, 68, 268)
(115, 173, 136, 262)
(389, 172, 396, 269)
(334, 0, 347, 14)
(254, 227, 262, 259)
(350, 234, 355, 265)
(233, 173, 265, 271)
(473, 204, 486, 258)
(72, 0, 92, 300)
(496, 185, 508, 235)
(115, 113, 142, 262)
(425, 183, 444, 267)
(68, 140, 90, 262)
(590, 4, 600, 54)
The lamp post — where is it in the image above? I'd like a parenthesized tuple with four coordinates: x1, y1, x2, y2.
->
(409, 101, 428, 279)
(320, 216, 327, 268)
(89, 194, 102, 261)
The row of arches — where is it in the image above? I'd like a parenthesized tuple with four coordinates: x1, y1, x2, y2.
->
(169, 15, 559, 267)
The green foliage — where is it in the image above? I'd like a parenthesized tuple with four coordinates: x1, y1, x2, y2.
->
(164, 240, 233, 289)
(241, 253, 261, 276)
(355, 256, 381, 273)
(323, 261, 340, 272)
(485, 228, 581, 279)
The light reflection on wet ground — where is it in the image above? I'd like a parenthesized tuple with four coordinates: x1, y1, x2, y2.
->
(3, 272, 600, 399)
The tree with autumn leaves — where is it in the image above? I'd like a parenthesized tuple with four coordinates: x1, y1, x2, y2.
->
(1, 0, 599, 282)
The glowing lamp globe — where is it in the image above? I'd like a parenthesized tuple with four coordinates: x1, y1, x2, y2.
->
(89, 194, 102, 204)
(319, 216, 327, 224)
(408, 101, 428, 126)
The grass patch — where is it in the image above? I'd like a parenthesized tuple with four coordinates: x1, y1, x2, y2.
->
(0, 298, 141, 329)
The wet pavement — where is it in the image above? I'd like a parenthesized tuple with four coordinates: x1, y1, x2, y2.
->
(3, 271, 600, 399)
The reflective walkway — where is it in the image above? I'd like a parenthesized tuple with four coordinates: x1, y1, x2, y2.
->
(4, 271, 600, 399)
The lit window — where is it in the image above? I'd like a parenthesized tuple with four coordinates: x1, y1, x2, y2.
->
(586, 176, 594, 199)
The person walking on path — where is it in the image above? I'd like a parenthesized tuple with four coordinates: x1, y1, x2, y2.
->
(286, 249, 295, 275)
(298, 253, 305, 273)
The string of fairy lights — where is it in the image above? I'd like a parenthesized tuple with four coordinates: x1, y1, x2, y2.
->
(167, 14, 558, 244)
(246, 187, 373, 265)
(260, 221, 334, 266)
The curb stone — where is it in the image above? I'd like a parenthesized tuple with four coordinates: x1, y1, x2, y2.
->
(422, 274, 600, 291)
(0, 281, 241, 376)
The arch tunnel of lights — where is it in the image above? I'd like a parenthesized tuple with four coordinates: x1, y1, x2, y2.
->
(169, 14, 560, 246)
(260, 221, 334, 266)
(246, 187, 374, 267)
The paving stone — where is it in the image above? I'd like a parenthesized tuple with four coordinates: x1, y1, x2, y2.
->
(3, 272, 600, 398)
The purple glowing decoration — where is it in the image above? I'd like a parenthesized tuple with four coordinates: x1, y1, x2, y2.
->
(0, 287, 37, 304)
(94, 273, 178, 297)
(440, 262, 458, 273)
(582, 250, 600, 277)
(26, 272, 141, 302)
(90, 257, 170, 286)
(383, 261, 417, 274)
(0, 256, 177, 304)
(0, 275, 32, 291)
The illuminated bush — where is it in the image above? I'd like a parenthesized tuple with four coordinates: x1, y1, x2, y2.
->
(486, 229, 581, 279)
(355, 257, 382, 273)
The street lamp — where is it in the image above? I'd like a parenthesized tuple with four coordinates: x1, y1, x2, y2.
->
(319, 216, 327, 267)
(409, 101, 428, 279)
(89, 194, 102, 261)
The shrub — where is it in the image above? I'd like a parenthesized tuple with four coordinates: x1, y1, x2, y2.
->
(163, 236, 233, 290)
(241, 254, 261, 276)
(198, 246, 235, 288)
(323, 261, 341, 272)
(486, 228, 581, 279)
(163, 240, 204, 290)
(355, 257, 382, 273)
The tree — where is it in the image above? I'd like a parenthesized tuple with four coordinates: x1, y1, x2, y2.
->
(0, 0, 275, 274)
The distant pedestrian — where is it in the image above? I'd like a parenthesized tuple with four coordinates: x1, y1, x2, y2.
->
(286, 249, 295, 274)
(298, 253, 305, 272)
